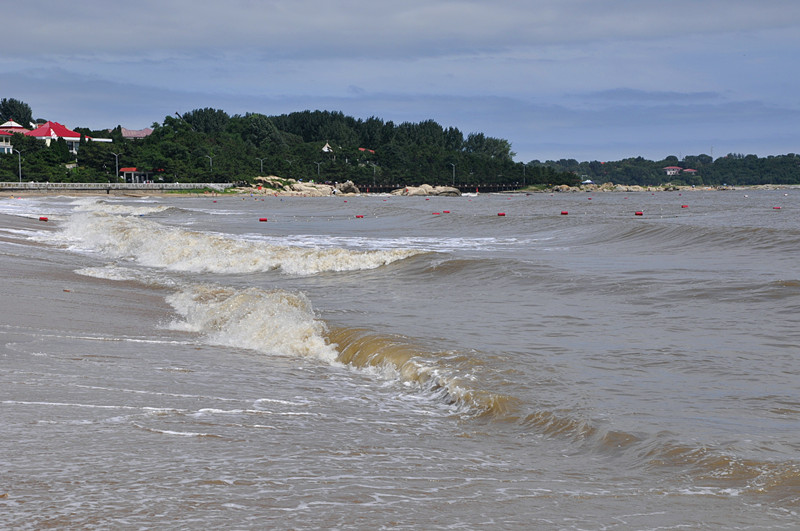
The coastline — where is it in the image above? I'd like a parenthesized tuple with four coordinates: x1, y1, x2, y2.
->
(2, 182, 799, 200)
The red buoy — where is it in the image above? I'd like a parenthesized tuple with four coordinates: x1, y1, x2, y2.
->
(773, 206, 782, 210)
(681, 205, 689, 208)
(635, 211, 643, 216)
(259, 217, 268, 222)
(39, 216, 48, 222)
(442, 210, 450, 214)
(561, 211, 568, 215)
(355, 215, 364, 218)
(432, 212, 441, 215)
(497, 212, 506, 217)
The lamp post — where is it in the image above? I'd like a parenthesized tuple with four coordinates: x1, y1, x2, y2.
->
(13, 149, 21, 183)
(111, 152, 119, 181)
(448, 163, 455, 186)
(257, 157, 265, 175)
(205, 155, 213, 172)
(314, 161, 322, 177)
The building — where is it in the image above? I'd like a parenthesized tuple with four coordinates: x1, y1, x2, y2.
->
(25, 121, 111, 154)
(0, 119, 30, 134)
(0, 130, 13, 154)
(120, 167, 154, 183)
(663, 166, 683, 176)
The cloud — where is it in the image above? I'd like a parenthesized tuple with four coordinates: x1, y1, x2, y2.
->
(7, 1, 800, 59)
(3, 1, 799, 163)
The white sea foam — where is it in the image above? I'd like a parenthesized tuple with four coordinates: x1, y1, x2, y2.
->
(248, 232, 549, 253)
(71, 197, 173, 216)
(166, 284, 340, 363)
(55, 211, 422, 275)
(75, 265, 142, 282)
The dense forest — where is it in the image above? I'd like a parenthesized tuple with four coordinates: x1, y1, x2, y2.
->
(2, 98, 799, 187)
(535, 154, 800, 187)
(0, 100, 573, 188)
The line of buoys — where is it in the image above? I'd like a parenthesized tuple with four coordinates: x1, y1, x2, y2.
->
(635, 211, 644, 216)
(39, 216, 48, 222)
(258, 217, 268, 222)
(561, 211, 568, 215)
(497, 212, 506, 217)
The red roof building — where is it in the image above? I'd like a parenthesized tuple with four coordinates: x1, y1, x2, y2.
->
(0, 130, 13, 154)
(25, 121, 84, 141)
(24, 121, 111, 153)
(0, 119, 29, 134)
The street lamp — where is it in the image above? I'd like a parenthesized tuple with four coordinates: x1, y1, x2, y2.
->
(111, 152, 119, 181)
(257, 157, 265, 174)
(448, 163, 455, 186)
(314, 161, 322, 177)
(205, 154, 213, 172)
(13, 149, 21, 183)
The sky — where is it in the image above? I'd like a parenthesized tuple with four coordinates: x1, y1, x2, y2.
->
(2, 0, 799, 163)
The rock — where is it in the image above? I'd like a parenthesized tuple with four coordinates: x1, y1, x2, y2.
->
(290, 182, 334, 196)
(432, 186, 461, 196)
(336, 180, 360, 194)
(390, 184, 460, 196)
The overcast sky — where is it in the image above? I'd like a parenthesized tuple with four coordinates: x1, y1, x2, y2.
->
(2, 1, 799, 162)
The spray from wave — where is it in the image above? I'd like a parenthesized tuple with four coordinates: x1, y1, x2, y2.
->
(54, 209, 423, 275)
(166, 284, 340, 363)
(163, 282, 515, 417)
(327, 327, 517, 418)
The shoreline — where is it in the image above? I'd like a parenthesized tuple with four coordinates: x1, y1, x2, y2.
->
(2, 183, 799, 200)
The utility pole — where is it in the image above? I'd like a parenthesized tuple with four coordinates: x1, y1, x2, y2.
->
(111, 152, 119, 180)
(13, 149, 21, 183)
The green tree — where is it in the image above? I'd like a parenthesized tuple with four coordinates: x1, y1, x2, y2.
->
(0, 98, 34, 127)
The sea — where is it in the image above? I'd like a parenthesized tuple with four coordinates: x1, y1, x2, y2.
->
(1, 189, 798, 529)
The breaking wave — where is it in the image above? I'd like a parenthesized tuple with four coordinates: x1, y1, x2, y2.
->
(53, 210, 423, 276)
(166, 284, 340, 363)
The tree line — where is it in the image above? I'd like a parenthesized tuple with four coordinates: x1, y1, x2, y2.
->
(534, 153, 800, 187)
(2, 98, 798, 187)
(1, 102, 574, 188)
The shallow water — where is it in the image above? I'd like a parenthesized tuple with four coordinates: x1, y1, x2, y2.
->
(1, 190, 798, 529)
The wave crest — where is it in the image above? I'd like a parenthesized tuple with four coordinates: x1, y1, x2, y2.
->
(57, 211, 423, 275)
(166, 284, 339, 363)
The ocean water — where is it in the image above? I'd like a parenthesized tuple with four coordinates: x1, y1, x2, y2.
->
(1, 190, 798, 529)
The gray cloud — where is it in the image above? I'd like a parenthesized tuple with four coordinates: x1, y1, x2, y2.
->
(3, 1, 800, 162)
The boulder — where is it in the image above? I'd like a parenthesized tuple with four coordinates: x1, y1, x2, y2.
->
(390, 184, 460, 196)
(290, 182, 334, 196)
(432, 186, 461, 196)
(336, 180, 360, 194)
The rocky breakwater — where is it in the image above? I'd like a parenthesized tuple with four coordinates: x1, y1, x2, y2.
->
(390, 184, 461, 196)
(551, 182, 680, 193)
(247, 177, 360, 196)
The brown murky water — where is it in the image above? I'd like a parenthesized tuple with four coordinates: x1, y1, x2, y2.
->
(2, 190, 799, 528)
